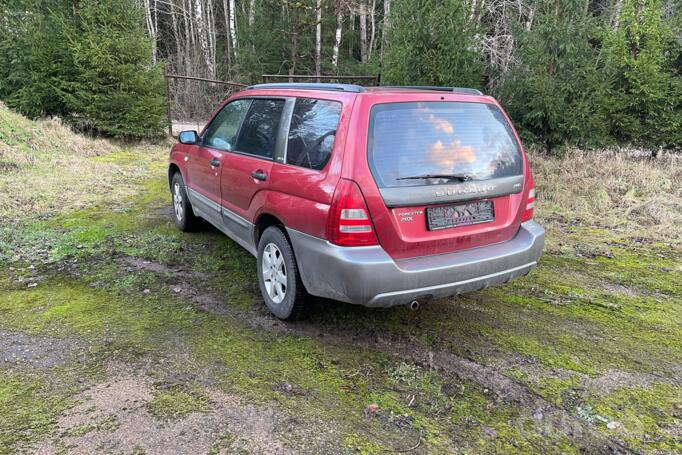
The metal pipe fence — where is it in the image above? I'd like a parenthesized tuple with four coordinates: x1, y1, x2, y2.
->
(162, 68, 380, 137)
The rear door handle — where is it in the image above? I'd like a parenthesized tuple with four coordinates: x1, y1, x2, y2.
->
(209, 158, 220, 167)
(251, 170, 267, 181)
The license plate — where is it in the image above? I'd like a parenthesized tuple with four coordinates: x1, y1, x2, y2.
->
(427, 200, 494, 230)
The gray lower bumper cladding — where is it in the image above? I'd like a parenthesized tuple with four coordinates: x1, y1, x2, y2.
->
(287, 221, 545, 308)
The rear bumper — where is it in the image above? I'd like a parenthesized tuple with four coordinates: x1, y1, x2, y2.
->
(287, 221, 545, 308)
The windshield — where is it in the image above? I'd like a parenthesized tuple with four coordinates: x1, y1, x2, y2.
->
(368, 102, 523, 188)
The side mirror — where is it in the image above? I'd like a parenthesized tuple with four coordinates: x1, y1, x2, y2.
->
(178, 130, 199, 145)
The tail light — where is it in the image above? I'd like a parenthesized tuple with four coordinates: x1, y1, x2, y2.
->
(521, 171, 535, 222)
(328, 178, 379, 246)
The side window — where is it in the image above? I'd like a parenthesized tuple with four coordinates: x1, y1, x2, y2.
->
(286, 98, 342, 170)
(234, 99, 285, 159)
(203, 99, 251, 150)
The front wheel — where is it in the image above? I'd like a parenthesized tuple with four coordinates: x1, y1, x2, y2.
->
(257, 226, 309, 320)
(171, 172, 200, 231)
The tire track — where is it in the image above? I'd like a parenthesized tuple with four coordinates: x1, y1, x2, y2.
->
(118, 255, 637, 454)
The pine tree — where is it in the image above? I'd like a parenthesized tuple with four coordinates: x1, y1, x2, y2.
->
(382, 0, 485, 89)
(603, 0, 682, 148)
(0, 0, 165, 139)
(496, 0, 612, 152)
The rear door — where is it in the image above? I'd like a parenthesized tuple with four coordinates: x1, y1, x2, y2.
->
(357, 97, 529, 260)
(220, 98, 288, 225)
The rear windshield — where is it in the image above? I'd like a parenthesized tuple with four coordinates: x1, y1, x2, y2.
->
(368, 102, 523, 188)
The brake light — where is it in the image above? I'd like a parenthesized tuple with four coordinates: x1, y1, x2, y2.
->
(521, 171, 535, 222)
(328, 179, 379, 246)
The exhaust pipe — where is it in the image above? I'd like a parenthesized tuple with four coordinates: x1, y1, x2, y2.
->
(409, 300, 420, 311)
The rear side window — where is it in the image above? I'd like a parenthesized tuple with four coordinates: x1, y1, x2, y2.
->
(235, 99, 285, 159)
(286, 98, 342, 170)
(368, 102, 523, 188)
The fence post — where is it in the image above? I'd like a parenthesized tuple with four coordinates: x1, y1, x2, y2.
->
(163, 63, 173, 137)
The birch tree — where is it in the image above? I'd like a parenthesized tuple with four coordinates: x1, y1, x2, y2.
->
(359, 1, 368, 62)
(332, 0, 344, 68)
(222, 0, 233, 64)
(368, 0, 376, 61)
(193, 0, 216, 77)
(229, 0, 238, 61)
(141, 0, 158, 63)
(315, 0, 322, 78)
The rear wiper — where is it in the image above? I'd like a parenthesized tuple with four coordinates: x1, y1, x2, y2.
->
(396, 173, 473, 182)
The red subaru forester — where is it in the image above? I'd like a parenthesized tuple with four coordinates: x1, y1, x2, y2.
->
(169, 83, 544, 319)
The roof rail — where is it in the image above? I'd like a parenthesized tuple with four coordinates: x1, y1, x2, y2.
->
(382, 86, 483, 95)
(246, 82, 365, 93)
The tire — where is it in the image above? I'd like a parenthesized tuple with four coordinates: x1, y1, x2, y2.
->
(171, 172, 200, 232)
(257, 226, 309, 320)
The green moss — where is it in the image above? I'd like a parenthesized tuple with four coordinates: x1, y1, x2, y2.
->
(207, 434, 239, 455)
(590, 384, 682, 453)
(343, 433, 385, 454)
(0, 372, 69, 453)
(507, 369, 582, 406)
(0, 278, 196, 348)
(147, 386, 209, 420)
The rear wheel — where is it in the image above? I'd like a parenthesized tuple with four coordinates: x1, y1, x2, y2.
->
(257, 226, 308, 320)
(171, 172, 200, 231)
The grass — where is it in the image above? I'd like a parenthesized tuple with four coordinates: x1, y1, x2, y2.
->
(0, 105, 680, 453)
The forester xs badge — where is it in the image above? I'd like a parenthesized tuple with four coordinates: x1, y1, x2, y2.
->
(398, 210, 423, 222)
(434, 183, 495, 198)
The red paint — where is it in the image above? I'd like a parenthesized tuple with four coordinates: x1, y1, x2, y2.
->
(169, 87, 535, 260)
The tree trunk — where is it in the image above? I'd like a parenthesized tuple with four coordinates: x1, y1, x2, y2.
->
(349, 8, 354, 57)
(229, 0, 238, 61)
(169, 0, 183, 71)
(289, 32, 298, 81)
(611, 0, 623, 29)
(380, 0, 390, 63)
(359, 2, 367, 63)
(182, 0, 193, 75)
(368, 0, 376, 61)
(332, 3, 343, 70)
(142, 0, 158, 63)
(315, 0, 322, 80)
(222, 0, 233, 66)
(248, 0, 256, 27)
(194, 0, 215, 77)
(248, 0, 256, 52)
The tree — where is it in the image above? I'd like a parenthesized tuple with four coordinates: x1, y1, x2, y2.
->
(63, 0, 167, 138)
(603, 0, 682, 148)
(496, 0, 612, 151)
(382, 0, 485, 89)
(0, 0, 166, 139)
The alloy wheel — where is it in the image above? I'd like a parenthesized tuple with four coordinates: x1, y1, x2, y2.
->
(173, 182, 184, 221)
(262, 242, 287, 304)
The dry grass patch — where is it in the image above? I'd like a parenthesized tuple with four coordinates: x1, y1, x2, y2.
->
(0, 103, 166, 221)
(530, 148, 682, 244)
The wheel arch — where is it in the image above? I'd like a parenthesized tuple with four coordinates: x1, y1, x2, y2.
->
(168, 163, 182, 190)
(254, 213, 286, 246)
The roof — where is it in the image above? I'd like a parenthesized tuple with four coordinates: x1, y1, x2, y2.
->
(245, 83, 483, 96)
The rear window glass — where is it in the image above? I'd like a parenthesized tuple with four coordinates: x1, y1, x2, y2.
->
(286, 98, 342, 170)
(235, 99, 285, 159)
(368, 102, 522, 188)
